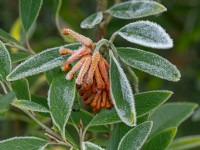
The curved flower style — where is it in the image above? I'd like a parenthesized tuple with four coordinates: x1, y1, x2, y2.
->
(60, 28, 113, 112)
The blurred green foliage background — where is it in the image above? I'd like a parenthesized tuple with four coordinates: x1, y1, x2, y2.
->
(0, 0, 200, 144)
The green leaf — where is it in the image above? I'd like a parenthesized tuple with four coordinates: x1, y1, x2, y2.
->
(107, 1, 166, 19)
(109, 51, 136, 126)
(0, 28, 19, 44)
(192, 108, 200, 122)
(7, 43, 80, 81)
(135, 90, 173, 117)
(88, 90, 171, 126)
(89, 108, 120, 127)
(117, 47, 180, 81)
(83, 142, 105, 150)
(117, 21, 173, 49)
(0, 40, 12, 79)
(0, 137, 48, 150)
(11, 78, 31, 100)
(48, 73, 76, 137)
(72, 92, 80, 112)
(19, 0, 43, 32)
(80, 12, 103, 29)
(143, 127, 177, 150)
(45, 67, 61, 84)
(10, 52, 31, 63)
(70, 109, 109, 132)
(168, 135, 200, 150)
(107, 122, 132, 150)
(149, 102, 198, 137)
(118, 121, 153, 150)
(12, 100, 49, 113)
(137, 113, 149, 124)
(0, 92, 15, 115)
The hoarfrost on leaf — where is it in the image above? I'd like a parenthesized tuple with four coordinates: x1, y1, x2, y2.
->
(117, 20, 173, 49)
(109, 51, 136, 126)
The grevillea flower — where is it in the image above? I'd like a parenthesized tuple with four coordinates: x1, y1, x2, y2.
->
(60, 28, 113, 112)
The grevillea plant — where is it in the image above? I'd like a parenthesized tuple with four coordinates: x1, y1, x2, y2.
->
(0, 0, 199, 150)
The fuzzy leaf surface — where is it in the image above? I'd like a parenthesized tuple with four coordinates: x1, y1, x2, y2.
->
(117, 21, 173, 49)
(0, 40, 11, 79)
(48, 73, 76, 136)
(0, 28, 19, 43)
(117, 47, 180, 81)
(7, 43, 80, 81)
(110, 51, 136, 126)
(83, 142, 105, 150)
(12, 100, 49, 113)
(0, 137, 48, 150)
(118, 121, 153, 150)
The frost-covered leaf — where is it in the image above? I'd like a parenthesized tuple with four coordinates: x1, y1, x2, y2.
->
(48, 73, 76, 137)
(12, 100, 49, 113)
(117, 21, 173, 49)
(143, 127, 177, 150)
(109, 51, 136, 126)
(83, 141, 105, 150)
(70, 109, 109, 132)
(118, 121, 153, 150)
(11, 78, 31, 100)
(45, 67, 61, 84)
(192, 108, 200, 122)
(135, 90, 173, 117)
(168, 135, 200, 150)
(107, 1, 166, 19)
(19, 0, 43, 32)
(149, 102, 198, 137)
(11, 52, 31, 63)
(0, 40, 11, 80)
(117, 47, 180, 81)
(0, 28, 19, 44)
(80, 12, 103, 29)
(0, 137, 48, 150)
(7, 43, 80, 81)
(0, 92, 15, 115)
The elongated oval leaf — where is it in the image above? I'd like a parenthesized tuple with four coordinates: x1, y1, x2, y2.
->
(117, 47, 180, 81)
(143, 127, 177, 150)
(19, 0, 43, 32)
(149, 102, 198, 137)
(7, 43, 80, 81)
(0, 28, 19, 44)
(0, 137, 48, 150)
(109, 51, 136, 126)
(83, 142, 105, 150)
(135, 90, 173, 117)
(48, 73, 76, 137)
(118, 121, 153, 150)
(0, 41, 11, 79)
(0, 92, 15, 115)
(12, 100, 49, 113)
(168, 135, 200, 150)
(80, 12, 103, 29)
(12, 79, 31, 100)
(117, 21, 173, 49)
(89, 90, 172, 126)
(107, 1, 166, 19)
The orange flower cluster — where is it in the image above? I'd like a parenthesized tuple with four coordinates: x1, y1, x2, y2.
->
(60, 28, 113, 112)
